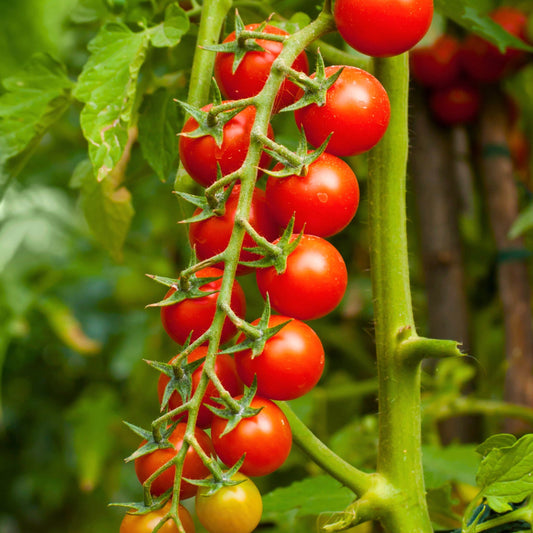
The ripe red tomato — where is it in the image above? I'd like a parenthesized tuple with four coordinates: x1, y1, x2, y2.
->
(235, 315, 324, 401)
(429, 82, 481, 126)
(195, 473, 262, 533)
(179, 104, 274, 187)
(256, 234, 348, 320)
(410, 34, 461, 88)
(120, 502, 195, 533)
(265, 152, 359, 237)
(158, 347, 243, 429)
(214, 24, 309, 113)
(134, 423, 213, 499)
(461, 7, 529, 83)
(189, 186, 280, 275)
(160, 267, 246, 346)
(211, 395, 292, 477)
(294, 66, 390, 157)
(334, 0, 433, 57)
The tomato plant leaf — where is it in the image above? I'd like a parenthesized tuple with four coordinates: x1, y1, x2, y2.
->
(476, 434, 517, 458)
(423, 444, 480, 489)
(70, 0, 108, 23)
(148, 3, 189, 48)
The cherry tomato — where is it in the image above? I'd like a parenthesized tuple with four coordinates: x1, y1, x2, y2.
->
(410, 34, 461, 88)
(235, 315, 325, 401)
(179, 104, 274, 187)
(189, 186, 280, 275)
(158, 347, 243, 429)
(256, 234, 348, 320)
(134, 422, 213, 499)
(294, 66, 390, 157)
(429, 82, 481, 126)
(211, 396, 292, 477)
(160, 267, 246, 346)
(195, 473, 262, 533)
(334, 0, 433, 57)
(461, 7, 529, 83)
(120, 502, 195, 533)
(214, 24, 309, 113)
(265, 152, 359, 237)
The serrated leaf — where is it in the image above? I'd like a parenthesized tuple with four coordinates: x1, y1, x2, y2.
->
(476, 434, 517, 458)
(138, 89, 180, 181)
(262, 476, 355, 520)
(149, 4, 189, 48)
(74, 23, 150, 182)
(0, 53, 73, 197)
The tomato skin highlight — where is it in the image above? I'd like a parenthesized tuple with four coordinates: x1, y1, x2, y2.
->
(214, 24, 309, 113)
(429, 82, 481, 126)
(119, 502, 195, 533)
(195, 473, 262, 533)
(211, 396, 292, 477)
(294, 66, 390, 157)
(158, 347, 243, 429)
(265, 152, 359, 238)
(256, 234, 348, 321)
(189, 186, 280, 275)
(179, 104, 274, 187)
(134, 423, 213, 499)
(160, 267, 246, 346)
(235, 315, 325, 401)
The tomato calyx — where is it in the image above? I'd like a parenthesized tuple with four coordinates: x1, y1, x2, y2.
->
(111, 492, 171, 514)
(175, 181, 235, 224)
(124, 421, 178, 463)
(185, 460, 245, 497)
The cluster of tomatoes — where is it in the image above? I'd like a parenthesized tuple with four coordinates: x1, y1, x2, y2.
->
(410, 6, 532, 126)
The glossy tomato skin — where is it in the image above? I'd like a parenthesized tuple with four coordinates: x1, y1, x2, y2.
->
(215, 24, 309, 113)
(334, 0, 433, 57)
(265, 152, 359, 237)
(461, 7, 529, 83)
(294, 66, 390, 157)
(211, 396, 292, 477)
(134, 423, 213, 499)
(179, 104, 274, 187)
(429, 82, 481, 126)
(158, 347, 243, 428)
(256, 234, 348, 320)
(120, 502, 195, 533)
(189, 186, 280, 275)
(160, 267, 246, 346)
(195, 473, 262, 533)
(235, 315, 325, 400)
(410, 34, 462, 88)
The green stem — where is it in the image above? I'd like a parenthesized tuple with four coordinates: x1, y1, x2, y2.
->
(368, 54, 432, 533)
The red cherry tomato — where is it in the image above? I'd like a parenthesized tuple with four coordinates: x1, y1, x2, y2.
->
(294, 66, 390, 157)
(265, 152, 359, 237)
(160, 267, 246, 346)
(429, 82, 481, 126)
(461, 7, 529, 83)
(189, 186, 280, 275)
(158, 347, 243, 429)
(134, 423, 213, 499)
(235, 315, 325, 401)
(211, 396, 292, 477)
(334, 0, 434, 57)
(179, 104, 274, 187)
(256, 234, 348, 320)
(410, 34, 462, 88)
(120, 502, 195, 533)
(214, 24, 309, 113)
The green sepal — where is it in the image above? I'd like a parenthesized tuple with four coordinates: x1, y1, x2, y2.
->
(220, 298, 291, 357)
(184, 458, 246, 496)
(146, 274, 222, 307)
(109, 492, 171, 512)
(280, 52, 343, 113)
(123, 421, 178, 463)
(207, 379, 262, 436)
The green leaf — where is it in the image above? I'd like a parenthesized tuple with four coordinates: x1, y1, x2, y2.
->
(0, 53, 73, 196)
(509, 203, 533, 239)
(435, 0, 533, 52)
(73, 23, 150, 181)
(476, 434, 517, 458)
(149, 3, 189, 48)
(423, 444, 480, 489)
(477, 434, 533, 512)
(138, 89, 180, 181)
(262, 476, 355, 521)
(70, 0, 108, 23)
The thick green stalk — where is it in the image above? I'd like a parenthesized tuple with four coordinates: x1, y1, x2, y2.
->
(368, 54, 432, 532)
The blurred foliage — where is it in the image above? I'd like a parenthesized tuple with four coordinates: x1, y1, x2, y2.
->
(1, 0, 533, 532)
